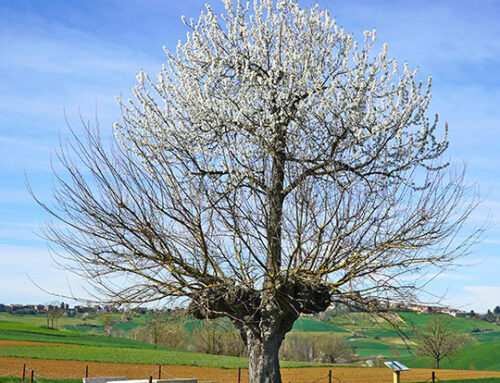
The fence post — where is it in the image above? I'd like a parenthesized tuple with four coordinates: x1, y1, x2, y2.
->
(432, 371, 435, 383)
(237, 367, 241, 383)
(158, 365, 161, 380)
(22, 364, 26, 383)
(328, 369, 332, 383)
(85, 365, 89, 378)
(30, 370, 34, 383)
(149, 376, 152, 383)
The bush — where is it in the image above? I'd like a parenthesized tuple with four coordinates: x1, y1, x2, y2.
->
(280, 332, 315, 362)
(280, 332, 350, 363)
(131, 318, 189, 349)
(316, 333, 350, 363)
(190, 320, 245, 357)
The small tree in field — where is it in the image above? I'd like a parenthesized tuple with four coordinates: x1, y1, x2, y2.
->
(101, 314, 116, 336)
(146, 312, 168, 349)
(32, 1, 480, 382)
(414, 315, 473, 369)
(46, 304, 63, 329)
(316, 333, 350, 363)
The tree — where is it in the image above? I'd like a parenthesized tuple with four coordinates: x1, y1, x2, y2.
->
(279, 332, 349, 363)
(494, 306, 500, 315)
(146, 312, 168, 349)
(485, 309, 495, 323)
(316, 333, 350, 363)
(317, 309, 336, 323)
(46, 304, 63, 329)
(279, 332, 314, 362)
(32, 1, 480, 382)
(191, 320, 246, 356)
(101, 314, 116, 336)
(413, 315, 473, 369)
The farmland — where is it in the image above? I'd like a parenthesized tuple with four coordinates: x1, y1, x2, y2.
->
(1, 357, 500, 383)
(0, 310, 500, 382)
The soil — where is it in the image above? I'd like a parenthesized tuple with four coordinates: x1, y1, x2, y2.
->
(1, 357, 500, 383)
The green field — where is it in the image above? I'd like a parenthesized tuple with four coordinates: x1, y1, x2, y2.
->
(292, 318, 348, 333)
(472, 331, 500, 343)
(0, 321, 164, 349)
(0, 344, 247, 368)
(0, 312, 100, 328)
(0, 312, 147, 336)
(399, 312, 498, 332)
(400, 342, 500, 371)
(0, 318, 329, 369)
(0, 310, 499, 371)
(0, 343, 333, 369)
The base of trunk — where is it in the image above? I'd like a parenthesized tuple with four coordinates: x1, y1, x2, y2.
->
(241, 322, 293, 383)
(247, 333, 283, 383)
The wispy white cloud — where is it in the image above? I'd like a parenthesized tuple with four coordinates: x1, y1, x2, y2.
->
(447, 286, 500, 313)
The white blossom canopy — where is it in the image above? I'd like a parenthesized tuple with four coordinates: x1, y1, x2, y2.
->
(38, 0, 477, 311)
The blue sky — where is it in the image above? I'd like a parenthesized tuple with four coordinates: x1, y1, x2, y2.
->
(0, 0, 499, 312)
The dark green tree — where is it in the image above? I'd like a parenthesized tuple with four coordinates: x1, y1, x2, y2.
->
(485, 310, 495, 323)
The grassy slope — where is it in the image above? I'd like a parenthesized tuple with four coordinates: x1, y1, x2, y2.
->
(0, 313, 100, 327)
(0, 322, 166, 349)
(400, 342, 500, 371)
(399, 312, 498, 332)
(473, 332, 500, 343)
(394, 312, 500, 371)
(2, 311, 500, 371)
(0, 320, 331, 369)
(0, 344, 248, 368)
(292, 318, 348, 333)
(0, 344, 332, 369)
(0, 312, 147, 335)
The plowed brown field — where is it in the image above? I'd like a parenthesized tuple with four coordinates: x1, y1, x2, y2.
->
(1, 356, 500, 383)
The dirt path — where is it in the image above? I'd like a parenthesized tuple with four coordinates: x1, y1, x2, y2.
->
(1, 357, 500, 383)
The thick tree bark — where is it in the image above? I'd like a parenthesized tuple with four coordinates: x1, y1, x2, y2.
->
(247, 333, 283, 383)
(239, 321, 290, 383)
(189, 279, 332, 383)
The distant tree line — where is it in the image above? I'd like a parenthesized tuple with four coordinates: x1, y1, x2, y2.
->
(125, 315, 352, 362)
(469, 306, 500, 323)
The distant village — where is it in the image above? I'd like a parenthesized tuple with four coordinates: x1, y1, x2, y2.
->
(0, 302, 164, 315)
(0, 301, 489, 319)
(387, 302, 470, 317)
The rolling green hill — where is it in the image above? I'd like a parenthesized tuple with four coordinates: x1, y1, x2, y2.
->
(0, 321, 163, 349)
(292, 318, 348, 333)
(400, 342, 500, 371)
(399, 312, 498, 332)
(1, 310, 499, 371)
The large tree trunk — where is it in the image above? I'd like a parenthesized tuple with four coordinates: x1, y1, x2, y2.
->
(244, 326, 286, 383)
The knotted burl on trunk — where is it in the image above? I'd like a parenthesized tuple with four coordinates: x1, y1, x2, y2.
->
(188, 274, 332, 322)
